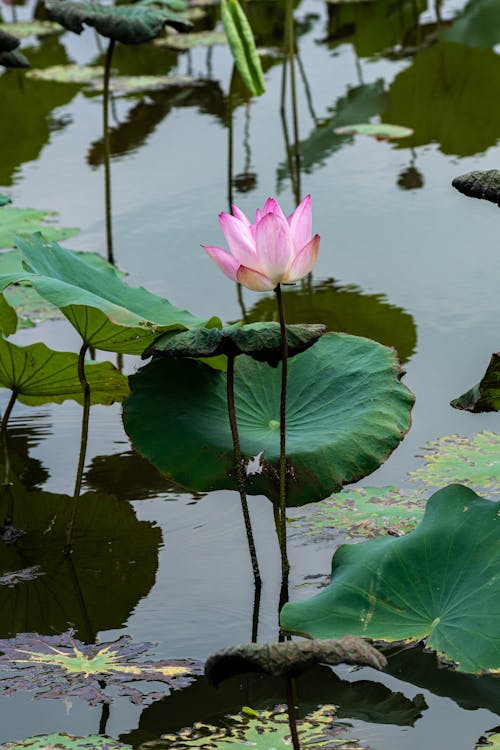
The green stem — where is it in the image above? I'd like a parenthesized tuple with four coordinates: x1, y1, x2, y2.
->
(227, 355, 262, 589)
(285, 677, 300, 750)
(65, 343, 90, 554)
(103, 38, 116, 266)
(275, 284, 290, 601)
(0, 390, 17, 436)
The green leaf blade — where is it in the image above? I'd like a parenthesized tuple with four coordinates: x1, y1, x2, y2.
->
(221, 0, 265, 97)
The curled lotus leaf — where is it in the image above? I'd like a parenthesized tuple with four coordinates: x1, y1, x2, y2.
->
(124, 333, 414, 506)
(0, 733, 131, 749)
(0, 630, 202, 705)
(0, 49, 29, 68)
(204, 636, 386, 686)
(0, 27, 19, 52)
(138, 705, 370, 750)
(145, 323, 327, 366)
(451, 353, 500, 412)
(44, 0, 190, 43)
(334, 123, 413, 140)
(452, 169, 500, 206)
(281, 484, 500, 674)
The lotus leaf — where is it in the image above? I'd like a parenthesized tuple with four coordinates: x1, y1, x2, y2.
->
(451, 353, 500, 412)
(0, 630, 201, 704)
(44, 0, 190, 43)
(0, 21, 61, 39)
(205, 636, 386, 686)
(476, 734, 500, 750)
(281, 484, 500, 674)
(124, 333, 414, 506)
(0, 734, 131, 749)
(220, 0, 265, 97)
(0, 195, 11, 207)
(0, 339, 129, 406)
(138, 705, 369, 750)
(452, 169, 500, 206)
(145, 323, 326, 366)
(0, 207, 78, 250)
(334, 123, 413, 140)
(26, 65, 194, 94)
(0, 234, 213, 353)
(26, 64, 105, 84)
(155, 29, 227, 50)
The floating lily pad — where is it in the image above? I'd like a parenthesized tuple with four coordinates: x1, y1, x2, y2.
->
(124, 333, 414, 506)
(205, 636, 386, 686)
(0, 234, 213, 354)
(0, 207, 78, 250)
(44, 0, 190, 44)
(0, 21, 62, 39)
(281, 484, 500, 674)
(451, 353, 500, 413)
(26, 65, 194, 94)
(0, 630, 201, 705)
(146, 323, 326, 366)
(290, 486, 425, 541)
(476, 733, 500, 750)
(408, 432, 500, 496)
(452, 169, 500, 206)
(26, 64, 105, 84)
(0, 339, 129, 407)
(334, 123, 413, 140)
(0, 195, 11, 207)
(0, 734, 132, 749)
(138, 705, 369, 750)
(155, 29, 227, 49)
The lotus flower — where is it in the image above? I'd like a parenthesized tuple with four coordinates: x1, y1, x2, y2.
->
(202, 196, 320, 291)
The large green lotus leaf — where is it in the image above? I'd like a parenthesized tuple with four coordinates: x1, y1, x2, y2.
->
(0, 338, 129, 406)
(451, 353, 500, 413)
(0, 234, 210, 353)
(44, 0, 189, 43)
(444, 0, 500, 48)
(0, 733, 131, 749)
(452, 169, 500, 206)
(124, 333, 414, 506)
(0, 462, 161, 638)
(384, 42, 500, 157)
(246, 279, 417, 365)
(281, 484, 500, 674)
(0, 207, 78, 249)
(220, 0, 265, 97)
(0, 21, 62, 39)
(407, 432, 500, 496)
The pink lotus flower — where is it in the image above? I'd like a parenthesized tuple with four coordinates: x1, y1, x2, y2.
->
(202, 196, 320, 291)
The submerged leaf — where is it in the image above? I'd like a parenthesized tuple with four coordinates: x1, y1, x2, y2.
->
(124, 333, 414, 506)
(220, 0, 265, 97)
(44, 0, 190, 43)
(0, 339, 129, 406)
(334, 123, 413, 140)
(452, 169, 500, 206)
(281, 484, 500, 674)
(146, 323, 326, 366)
(0, 234, 212, 353)
(0, 733, 132, 749)
(451, 353, 500, 412)
(0, 630, 202, 704)
(205, 637, 386, 686)
(0, 207, 78, 250)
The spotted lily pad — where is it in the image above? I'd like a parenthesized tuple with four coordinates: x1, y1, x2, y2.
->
(146, 323, 326, 366)
(476, 733, 500, 750)
(155, 29, 227, 49)
(0, 21, 62, 39)
(0, 631, 202, 704)
(26, 65, 194, 94)
(408, 432, 500, 496)
(0, 338, 129, 407)
(124, 333, 414, 506)
(0, 208, 78, 250)
(281, 484, 500, 674)
(334, 123, 413, 140)
(138, 705, 369, 750)
(0, 734, 131, 749)
(451, 353, 500, 412)
(44, 0, 190, 43)
(205, 637, 386, 686)
(452, 169, 500, 206)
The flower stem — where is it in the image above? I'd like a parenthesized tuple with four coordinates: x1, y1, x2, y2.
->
(226, 354, 262, 589)
(275, 283, 290, 601)
(65, 343, 90, 555)
(103, 38, 116, 266)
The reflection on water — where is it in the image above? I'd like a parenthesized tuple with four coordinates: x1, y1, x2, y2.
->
(246, 279, 417, 365)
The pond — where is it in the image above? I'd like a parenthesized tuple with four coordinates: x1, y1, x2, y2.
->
(1, 0, 500, 747)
